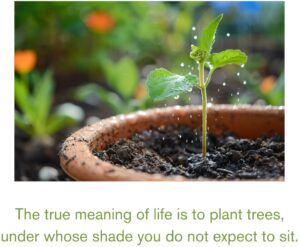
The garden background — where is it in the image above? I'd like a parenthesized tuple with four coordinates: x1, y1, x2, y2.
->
(15, 1, 284, 181)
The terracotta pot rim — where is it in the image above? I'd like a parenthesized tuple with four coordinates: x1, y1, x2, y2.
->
(59, 104, 284, 181)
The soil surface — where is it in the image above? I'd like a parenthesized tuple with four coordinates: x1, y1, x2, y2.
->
(94, 125, 284, 180)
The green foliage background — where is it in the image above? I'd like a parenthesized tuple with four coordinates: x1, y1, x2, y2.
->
(15, 1, 284, 108)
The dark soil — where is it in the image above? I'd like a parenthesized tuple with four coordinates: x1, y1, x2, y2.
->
(94, 126, 284, 180)
(15, 128, 73, 181)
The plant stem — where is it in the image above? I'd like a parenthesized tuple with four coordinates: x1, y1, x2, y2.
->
(199, 62, 207, 158)
(201, 87, 207, 158)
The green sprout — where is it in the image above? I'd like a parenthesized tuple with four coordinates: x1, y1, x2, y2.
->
(146, 14, 248, 158)
(15, 70, 80, 137)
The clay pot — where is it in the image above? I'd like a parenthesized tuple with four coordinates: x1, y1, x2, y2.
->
(59, 105, 284, 181)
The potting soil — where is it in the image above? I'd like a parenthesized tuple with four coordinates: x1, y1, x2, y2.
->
(94, 125, 284, 180)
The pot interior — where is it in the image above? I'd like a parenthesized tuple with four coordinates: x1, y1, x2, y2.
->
(89, 105, 284, 151)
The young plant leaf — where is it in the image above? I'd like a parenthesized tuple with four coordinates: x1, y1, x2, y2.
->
(190, 45, 209, 62)
(208, 49, 247, 70)
(199, 14, 223, 54)
(146, 68, 197, 101)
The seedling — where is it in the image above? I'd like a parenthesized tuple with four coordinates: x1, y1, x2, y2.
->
(15, 70, 80, 137)
(146, 14, 247, 158)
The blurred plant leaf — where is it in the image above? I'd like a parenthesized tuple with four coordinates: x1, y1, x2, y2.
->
(15, 111, 33, 135)
(46, 115, 77, 135)
(74, 83, 124, 113)
(32, 70, 54, 131)
(15, 78, 36, 123)
(15, 70, 79, 137)
(264, 72, 284, 105)
(101, 57, 139, 99)
(146, 68, 197, 101)
(239, 70, 284, 106)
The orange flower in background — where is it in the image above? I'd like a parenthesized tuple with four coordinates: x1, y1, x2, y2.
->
(85, 11, 115, 32)
(134, 84, 147, 100)
(15, 50, 37, 74)
(260, 75, 276, 94)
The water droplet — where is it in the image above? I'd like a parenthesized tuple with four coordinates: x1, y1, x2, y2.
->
(226, 33, 230, 37)
(174, 95, 179, 100)
(241, 64, 245, 68)
(243, 80, 247, 85)
(237, 72, 240, 76)
(187, 87, 193, 92)
(222, 82, 226, 86)
(237, 91, 240, 95)
(180, 62, 184, 67)
(192, 26, 196, 31)
(193, 35, 198, 40)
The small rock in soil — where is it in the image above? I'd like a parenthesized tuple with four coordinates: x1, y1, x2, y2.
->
(93, 125, 284, 180)
(38, 166, 59, 181)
